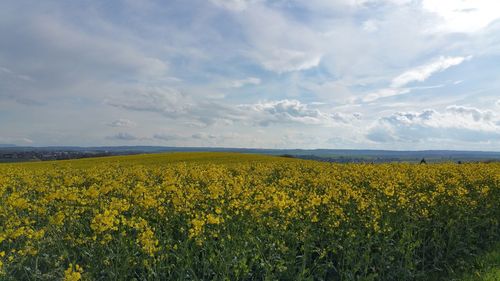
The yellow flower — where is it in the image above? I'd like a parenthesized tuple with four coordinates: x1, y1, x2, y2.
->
(189, 218, 205, 238)
(0, 251, 5, 274)
(137, 227, 160, 257)
(64, 263, 83, 281)
(206, 214, 221, 225)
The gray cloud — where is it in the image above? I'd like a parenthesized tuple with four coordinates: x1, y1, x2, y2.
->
(12, 97, 45, 106)
(153, 133, 184, 141)
(107, 87, 191, 117)
(367, 106, 500, 143)
(106, 132, 140, 141)
(0, 3, 168, 108)
(106, 86, 245, 126)
(108, 88, 353, 128)
(192, 133, 217, 140)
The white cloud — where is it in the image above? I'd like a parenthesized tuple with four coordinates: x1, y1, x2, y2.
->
(2, 1, 500, 149)
(0, 65, 34, 82)
(210, 0, 256, 11)
(367, 106, 500, 143)
(239, 4, 324, 73)
(363, 88, 410, 102)
(256, 49, 322, 73)
(391, 56, 469, 88)
(238, 99, 357, 126)
(446, 105, 495, 123)
(239, 100, 323, 126)
(0, 136, 33, 145)
(287, 0, 412, 11)
(109, 89, 359, 129)
(107, 119, 136, 128)
(0, 66, 13, 74)
(363, 56, 469, 102)
(362, 20, 379, 32)
(422, 0, 500, 33)
(227, 77, 261, 88)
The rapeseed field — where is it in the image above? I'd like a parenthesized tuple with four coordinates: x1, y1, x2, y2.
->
(0, 153, 498, 280)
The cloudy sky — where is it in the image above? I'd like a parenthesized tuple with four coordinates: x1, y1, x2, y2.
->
(1, 0, 500, 150)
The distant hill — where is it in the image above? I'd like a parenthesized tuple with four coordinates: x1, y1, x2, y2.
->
(1, 146, 500, 163)
(0, 144, 17, 147)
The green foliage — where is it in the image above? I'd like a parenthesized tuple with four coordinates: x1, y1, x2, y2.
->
(449, 243, 500, 281)
(0, 153, 499, 280)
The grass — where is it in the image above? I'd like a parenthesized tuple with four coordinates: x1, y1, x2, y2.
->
(453, 243, 500, 281)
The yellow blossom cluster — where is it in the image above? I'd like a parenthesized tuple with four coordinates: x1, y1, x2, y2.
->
(0, 153, 499, 280)
(64, 263, 83, 281)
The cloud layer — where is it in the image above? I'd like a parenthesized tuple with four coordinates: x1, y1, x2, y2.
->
(1, 0, 500, 150)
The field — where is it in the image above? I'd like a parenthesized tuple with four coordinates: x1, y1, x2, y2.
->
(0, 152, 499, 280)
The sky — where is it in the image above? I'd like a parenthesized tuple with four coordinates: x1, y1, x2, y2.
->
(1, 0, 500, 150)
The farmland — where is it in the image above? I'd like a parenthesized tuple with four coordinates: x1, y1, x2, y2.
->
(0, 152, 499, 280)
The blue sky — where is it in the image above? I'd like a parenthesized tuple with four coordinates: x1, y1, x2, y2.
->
(1, 0, 500, 150)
